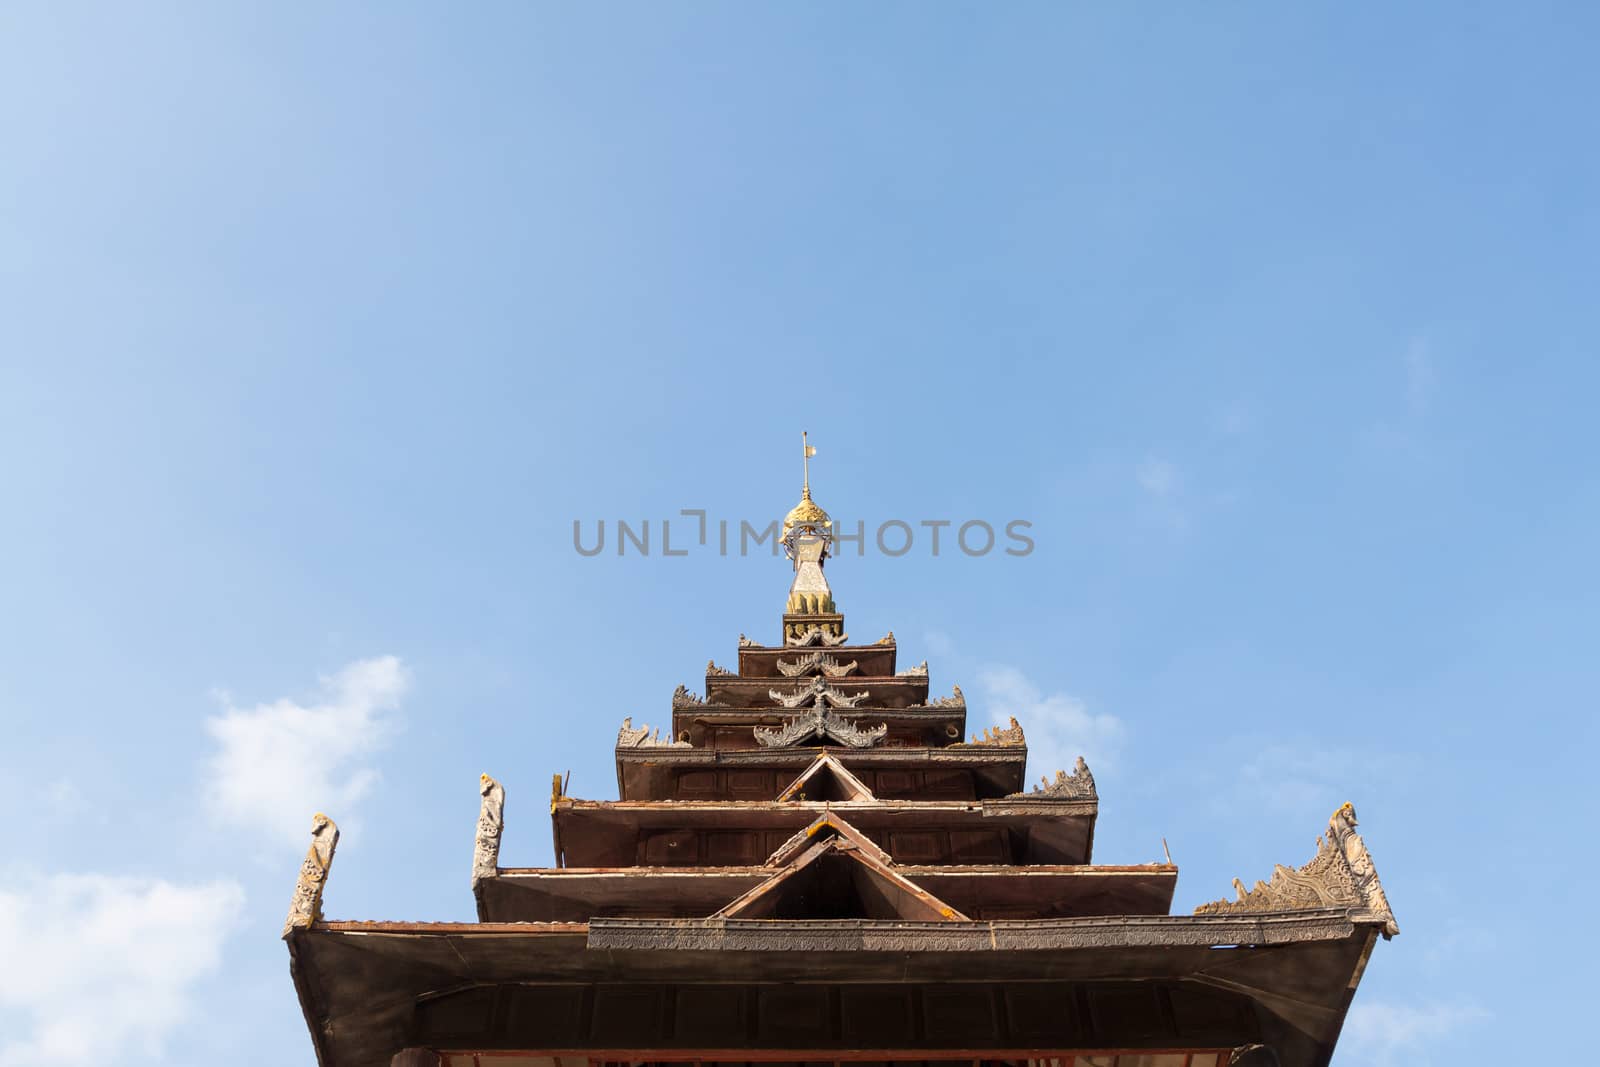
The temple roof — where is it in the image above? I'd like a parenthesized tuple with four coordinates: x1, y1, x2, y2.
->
(282, 442, 1397, 1067)
(551, 794, 1098, 867)
(287, 911, 1386, 1067)
(478, 864, 1176, 923)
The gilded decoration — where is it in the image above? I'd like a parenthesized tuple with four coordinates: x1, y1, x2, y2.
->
(1195, 802, 1399, 937)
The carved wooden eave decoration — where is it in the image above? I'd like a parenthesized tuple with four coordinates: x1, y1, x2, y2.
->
(472, 775, 504, 887)
(897, 659, 929, 678)
(737, 633, 759, 648)
(752, 703, 888, 748)
(769, 675, 870, 709)
(706, 660, 733, 677)
(671, 684, 727, 710)
(910, 684, 965, 710)
(786, 626, 850, 647)
(876, 631, 895, 645)
(1008, 756, 1097, 800)
(775, 751, 876, 802)
(282, 812, 339, 938)
(616, 716, 691, 748)
(1195, 802, 1399, 938)
(970, 716, 1026, 745)
(776, 651, 859, 678)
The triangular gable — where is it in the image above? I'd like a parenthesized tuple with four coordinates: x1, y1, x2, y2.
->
(712, 834, 968, 922)
(765, 811, 889, 868)
(776, 752, 875, 803)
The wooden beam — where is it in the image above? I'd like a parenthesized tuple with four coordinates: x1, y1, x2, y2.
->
(391, 1049, 443, 1067)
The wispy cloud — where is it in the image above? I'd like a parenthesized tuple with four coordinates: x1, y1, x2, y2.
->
(976, 666, 1123, 780)
(1186, 740, 1408, 827)
(1343, 997, 1487, 1066)
(0, 872, 244, 1066)
(202, 656, 409, 849)
(1136, 456, 1178, 497)
(1134, 455, 1192, 533)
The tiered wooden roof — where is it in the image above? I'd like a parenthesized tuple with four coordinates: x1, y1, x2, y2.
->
(284, 462, 1397, 1067)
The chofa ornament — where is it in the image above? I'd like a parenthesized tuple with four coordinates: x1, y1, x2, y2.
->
(1195, 802, 1399, 938)
(282, 812, 339, 938)
(616, 717, 691, 749)
(970, 716, 1025, 745)
(1007, 756, 1097, 800)
(473, 774, 504, 886)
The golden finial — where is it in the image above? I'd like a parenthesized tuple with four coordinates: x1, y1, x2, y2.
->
(784, 431, 831, 547)
(802, 430, 816, 496)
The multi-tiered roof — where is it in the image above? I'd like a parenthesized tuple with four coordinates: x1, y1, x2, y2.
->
(285, 451, 1398, 1067)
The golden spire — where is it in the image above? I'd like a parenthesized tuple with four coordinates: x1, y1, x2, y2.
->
(783, 431, 832, 548)
(781, 432, 843, 645)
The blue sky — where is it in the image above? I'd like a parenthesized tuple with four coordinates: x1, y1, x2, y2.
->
(2, 4, 1596, 1064)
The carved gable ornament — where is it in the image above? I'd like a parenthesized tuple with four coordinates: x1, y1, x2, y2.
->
(755, 676, 885, 748)
(1007, 756, 1098, 800)
(776, 651, 859, 678)
(1195, 802, 1399, 938)
(785, 625, 849, 648)
(970, 716, 1025, 745)
(617, 716, 690, 749)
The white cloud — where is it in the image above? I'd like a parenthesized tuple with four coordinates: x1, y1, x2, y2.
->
(1343, 998, 1486, 1065)
(976, 666, 1123, 780)
(1136, 456, 1178, 496)
(202, 655, 409, 849)
(0, 872, 244, 1066)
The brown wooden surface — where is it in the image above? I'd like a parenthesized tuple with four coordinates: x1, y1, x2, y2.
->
(552, 798, 1094, 868)
(288, 918, 1373, 1067)
(477, 865, 1176, 924)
